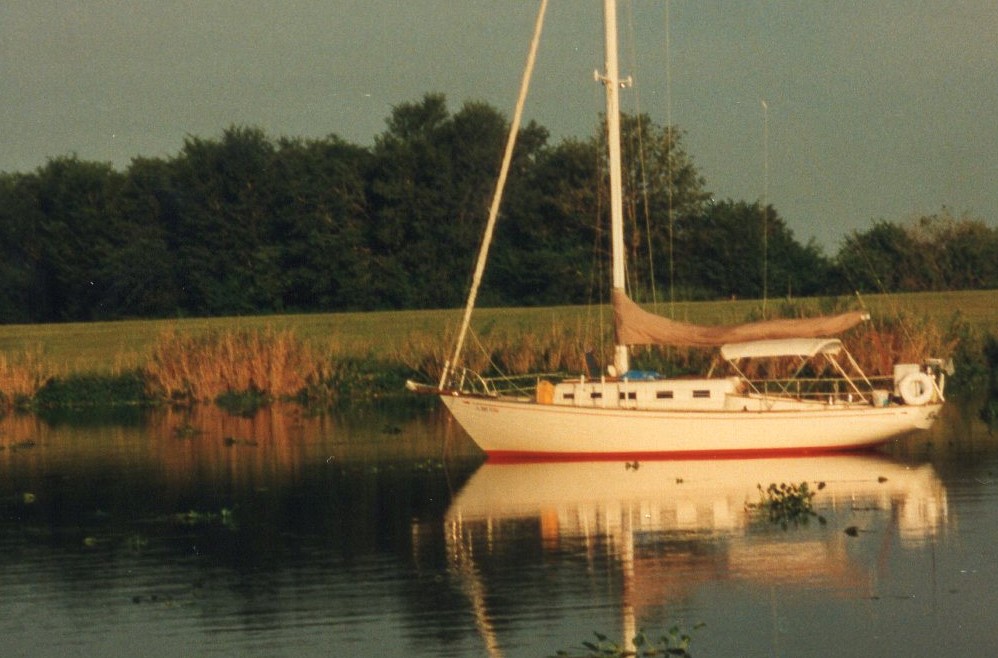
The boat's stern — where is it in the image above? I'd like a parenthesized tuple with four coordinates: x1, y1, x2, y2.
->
(893, 358, 951, 407)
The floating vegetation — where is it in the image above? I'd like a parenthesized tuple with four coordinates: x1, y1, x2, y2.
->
(132, 593, 181, 606)
(131, 582, 202, 608)
(173, 423, 202, 439)
(553, 625, 704, 658)
(127, 533, 149, 551)
(748, 482, 826, 529)
(222, 436, 258, 448)
(215, 389, 270, 417)
(411, 459, 444, 472)
(171, 508, 236, 529)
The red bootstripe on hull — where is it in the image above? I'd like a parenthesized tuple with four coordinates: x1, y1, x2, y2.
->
(484, 442, 890, 463)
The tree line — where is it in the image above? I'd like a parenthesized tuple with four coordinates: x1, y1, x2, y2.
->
(0, 93, 994, 323)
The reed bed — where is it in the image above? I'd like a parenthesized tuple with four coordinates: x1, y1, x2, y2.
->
(0, 290, 993, 409)
(145, 327, 325, 403)
(0, 348, 57, 409)
(393, 301, 966, 385)
(0, 291, 992, 375)
(846, 313, 959, 377)
(392, 318, 602, 384)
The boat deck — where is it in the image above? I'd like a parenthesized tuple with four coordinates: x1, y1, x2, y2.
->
(549, 376, 886, 412)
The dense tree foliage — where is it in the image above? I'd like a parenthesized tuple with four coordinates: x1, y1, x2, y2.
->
(672, 199, 832, 300)
(836, 210, 998, 293)
(0, 95, 994, 323)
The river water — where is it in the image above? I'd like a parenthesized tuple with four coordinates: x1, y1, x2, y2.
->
(1, 399, 996, 657)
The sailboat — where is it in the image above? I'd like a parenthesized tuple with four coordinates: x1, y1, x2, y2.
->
(407, 0, 946, 459)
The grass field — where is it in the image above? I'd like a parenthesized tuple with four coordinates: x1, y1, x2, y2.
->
(0, 289, 994, 377)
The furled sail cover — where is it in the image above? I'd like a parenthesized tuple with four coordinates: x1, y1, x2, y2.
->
(612, 289, 869, 347)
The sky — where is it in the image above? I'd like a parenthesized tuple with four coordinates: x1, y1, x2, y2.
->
(2, 0, 996, 251)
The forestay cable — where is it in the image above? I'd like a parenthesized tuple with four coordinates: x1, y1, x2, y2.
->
(441, 0, 548, 388)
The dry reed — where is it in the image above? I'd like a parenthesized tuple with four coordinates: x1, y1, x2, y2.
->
(0, 297, 974, 410)
(392, 320, 600, 383)
(844, 313, 957, 377)
(144, 327, 324, 403)
(0, 348, 56, 408)
(394, 303, 963, 385)
(391, 329, 456, 383)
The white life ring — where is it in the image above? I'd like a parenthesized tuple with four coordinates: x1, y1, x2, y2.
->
(898, 372, 935, 406)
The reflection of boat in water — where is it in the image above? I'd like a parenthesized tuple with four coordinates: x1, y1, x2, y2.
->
(444, 455, 948, 655)
(447, 456, 947, 543)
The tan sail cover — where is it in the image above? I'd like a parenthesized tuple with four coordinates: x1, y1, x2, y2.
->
(612, 289, 869, 348)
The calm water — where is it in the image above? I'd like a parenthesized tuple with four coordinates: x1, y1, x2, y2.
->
(1, 400, 997, 657)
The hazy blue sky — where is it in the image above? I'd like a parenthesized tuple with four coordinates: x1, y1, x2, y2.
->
(2, 1, 995, 250)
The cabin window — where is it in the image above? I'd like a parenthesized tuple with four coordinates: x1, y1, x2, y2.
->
(590, 392, 603, 399)
(692, 390, 711, 399)
(619, 391, 637, 400)
(562, 393, 575, 401)
(656, 390, 674, 399)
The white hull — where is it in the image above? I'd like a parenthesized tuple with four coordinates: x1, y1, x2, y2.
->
(441, 394, 941, 459)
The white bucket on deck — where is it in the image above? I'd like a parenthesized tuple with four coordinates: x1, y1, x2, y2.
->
(872, 389, 890, 407)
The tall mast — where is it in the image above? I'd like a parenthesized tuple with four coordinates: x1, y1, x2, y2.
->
(601, 0, 629, 374)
